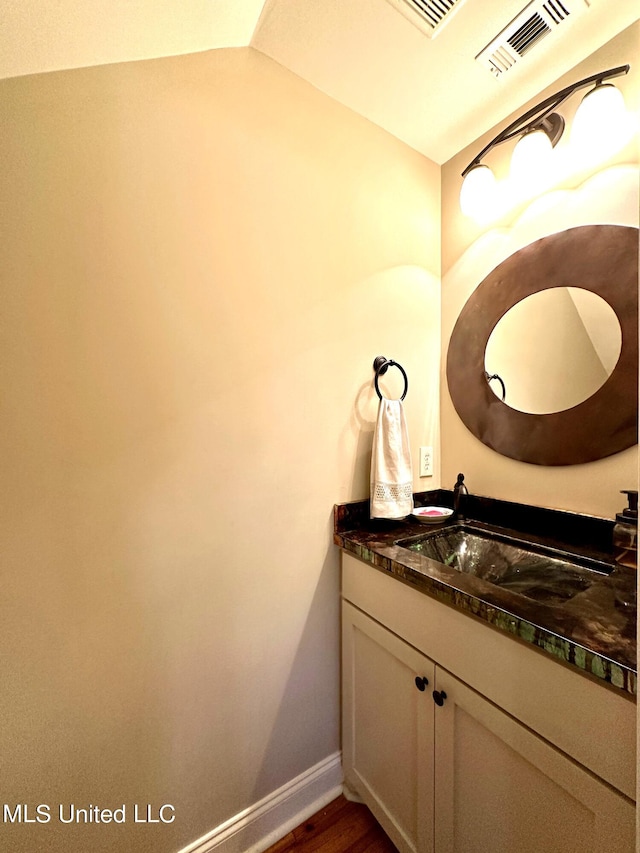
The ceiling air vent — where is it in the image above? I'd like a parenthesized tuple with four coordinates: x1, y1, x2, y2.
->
(476, 0, 590, 79)
(384, 0, 467, 38)
(508, 12, 552, 57)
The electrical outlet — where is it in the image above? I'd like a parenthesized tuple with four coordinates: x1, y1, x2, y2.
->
(419, 446, 433, 477)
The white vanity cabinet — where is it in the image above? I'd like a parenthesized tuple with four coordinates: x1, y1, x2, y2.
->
(343, 601, 436, 853)
(341, 553, 636, 853)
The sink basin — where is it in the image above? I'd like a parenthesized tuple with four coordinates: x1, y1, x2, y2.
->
(397, 525, 612, 606)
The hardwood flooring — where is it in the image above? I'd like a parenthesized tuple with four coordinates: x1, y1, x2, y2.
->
(263, 795, 398, 853)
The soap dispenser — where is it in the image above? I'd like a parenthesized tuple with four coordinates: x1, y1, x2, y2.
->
(613, 489, 638, 569)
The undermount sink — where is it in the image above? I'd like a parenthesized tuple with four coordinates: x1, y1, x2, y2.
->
(396, 525, 613, 607)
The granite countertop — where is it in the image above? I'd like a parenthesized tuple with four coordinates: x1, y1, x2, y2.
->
(335, 491, 637, 697)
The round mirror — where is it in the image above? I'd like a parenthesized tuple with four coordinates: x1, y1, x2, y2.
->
(485, 287, 622, 414)
(446, 225, 638, 466)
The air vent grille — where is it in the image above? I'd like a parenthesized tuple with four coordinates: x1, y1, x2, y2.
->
(411, 0, 458, 28)
(508, 13, 551, 56)
(543, 0, 571, 25)
(384, 0, 466, 38)
(476, 0, 589, 78)
(487, 48, 518, 77)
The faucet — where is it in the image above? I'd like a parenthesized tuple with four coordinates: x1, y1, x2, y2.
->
(453, 473, 468, 518)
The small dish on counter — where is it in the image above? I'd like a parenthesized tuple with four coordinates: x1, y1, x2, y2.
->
(411, 506, 453, 524)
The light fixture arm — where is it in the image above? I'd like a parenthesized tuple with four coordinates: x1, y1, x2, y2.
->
(461, 65, 630, 177)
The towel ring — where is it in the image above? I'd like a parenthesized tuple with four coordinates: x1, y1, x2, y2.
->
(373, 356, 408, 401)
(485, 371, 506, 402)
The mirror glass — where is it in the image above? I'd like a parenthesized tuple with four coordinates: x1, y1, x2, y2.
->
(485, 287, 622, 414)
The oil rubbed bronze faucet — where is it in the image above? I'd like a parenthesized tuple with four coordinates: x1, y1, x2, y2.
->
(453, 473, 468, 519)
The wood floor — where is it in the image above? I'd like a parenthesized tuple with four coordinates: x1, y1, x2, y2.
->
(263, 795, 398, 853)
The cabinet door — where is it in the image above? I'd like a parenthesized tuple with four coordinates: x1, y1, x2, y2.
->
(434, 669, 635, 853)
(342, 601, 435, 853)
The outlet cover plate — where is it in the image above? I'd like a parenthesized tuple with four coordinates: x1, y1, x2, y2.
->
(419, 446, 433, 477)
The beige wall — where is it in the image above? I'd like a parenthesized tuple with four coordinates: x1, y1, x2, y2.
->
(0, 48, 440, 853)
(440, 24, 639, 519)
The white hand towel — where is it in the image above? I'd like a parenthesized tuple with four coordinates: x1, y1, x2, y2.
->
(370, 398, 414, 519)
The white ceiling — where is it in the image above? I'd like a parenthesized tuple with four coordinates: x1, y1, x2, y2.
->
(2, 0, 637, 165)
(0, 0, 267, 81)
(252, 0, 639, 163)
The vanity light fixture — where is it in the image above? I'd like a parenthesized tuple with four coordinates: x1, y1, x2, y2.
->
(459, 64, 630, 220)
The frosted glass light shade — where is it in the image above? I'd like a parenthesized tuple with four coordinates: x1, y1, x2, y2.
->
(510, 128, 552, 192)
(459, 164, 496, 220)
(571, 83, 629, 160)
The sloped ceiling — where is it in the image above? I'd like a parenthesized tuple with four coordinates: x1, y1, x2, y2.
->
(252, 0, 639, 163)
(2, 0, 638, 164)
(0, 0, 268, 80)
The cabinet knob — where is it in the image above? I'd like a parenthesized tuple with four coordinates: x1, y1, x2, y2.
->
(414, 676, 429, 692)
(433, 690, 447, 706)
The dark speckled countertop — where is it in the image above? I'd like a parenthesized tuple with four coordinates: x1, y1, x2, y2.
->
(335, 490, 637, 697)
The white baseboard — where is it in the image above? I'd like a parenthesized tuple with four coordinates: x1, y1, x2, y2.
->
(342, 783, 364, 804)
(176, 752, 343, 853)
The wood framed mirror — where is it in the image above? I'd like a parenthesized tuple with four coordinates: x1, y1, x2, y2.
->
(446, 225, 638, 466)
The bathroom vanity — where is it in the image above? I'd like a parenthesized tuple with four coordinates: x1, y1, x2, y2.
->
(335, 492, 636, 853)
